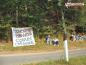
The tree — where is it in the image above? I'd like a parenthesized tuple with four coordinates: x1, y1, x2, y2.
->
(0, 0, 85, 41)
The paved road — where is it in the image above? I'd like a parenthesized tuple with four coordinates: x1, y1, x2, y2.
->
(0, 49, 86, 65)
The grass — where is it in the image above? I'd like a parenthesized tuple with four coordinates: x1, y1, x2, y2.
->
(22, 56, 86, 65)
(0, 34, 86, 54)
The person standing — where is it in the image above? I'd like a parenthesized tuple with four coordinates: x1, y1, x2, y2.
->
(45, 35, 51, 45)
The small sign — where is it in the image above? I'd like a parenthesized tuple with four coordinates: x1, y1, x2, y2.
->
(12, 27, 35, 47)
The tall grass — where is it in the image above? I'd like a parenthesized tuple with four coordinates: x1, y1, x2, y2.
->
(0, 34, 86, 53)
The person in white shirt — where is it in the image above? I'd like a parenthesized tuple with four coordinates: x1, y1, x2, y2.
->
(52, 37, 59, 46)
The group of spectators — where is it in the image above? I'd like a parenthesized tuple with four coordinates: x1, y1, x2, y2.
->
(45, 35, 59, 46)
(44, 32, 86, 46)
(70, 33, 86, 41)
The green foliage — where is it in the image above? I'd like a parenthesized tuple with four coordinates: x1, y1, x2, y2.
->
(0, 0, 86, 41)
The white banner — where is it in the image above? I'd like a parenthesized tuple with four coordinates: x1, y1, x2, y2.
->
(12, 27, 35, 47)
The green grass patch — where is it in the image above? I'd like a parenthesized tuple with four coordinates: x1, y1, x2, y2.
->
(22, 56, 86, 65)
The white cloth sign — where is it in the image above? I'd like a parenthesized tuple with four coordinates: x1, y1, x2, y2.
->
(12, 27, 35, 47)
